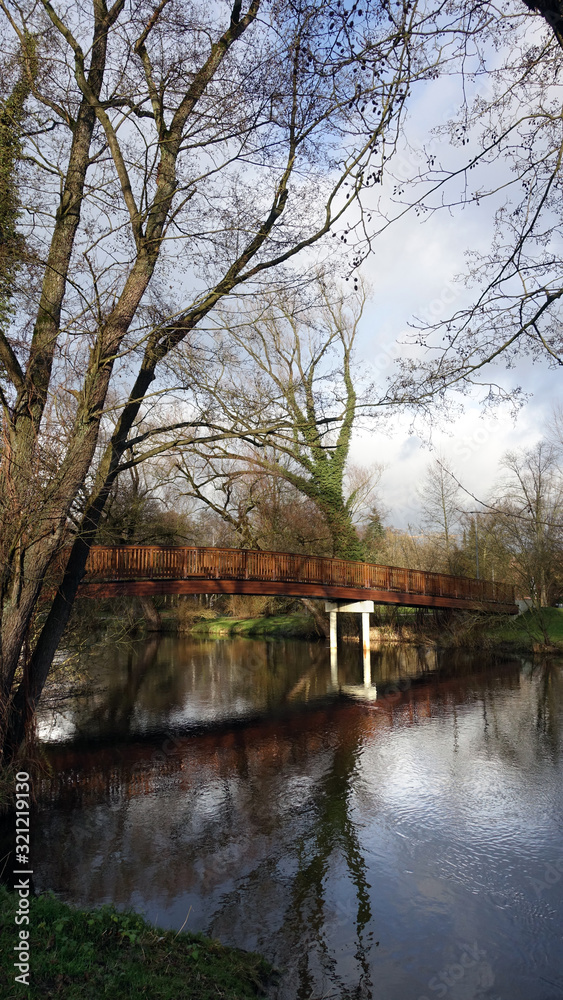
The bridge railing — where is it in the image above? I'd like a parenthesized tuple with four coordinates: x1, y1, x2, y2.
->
(82, 545, 515, 605)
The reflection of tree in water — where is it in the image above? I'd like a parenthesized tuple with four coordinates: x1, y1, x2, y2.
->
(35, 649, 558, 1000)
(81, 638, 162, 736)
(287, 725, 373, 1000)
(63, 637, 331, 742)
(534, 660, 562, 762)
(371, 643, 437, 686)
(47, 637, 517, 749)
(478, 658, 562, 771)
(203, 716, 375, 1000)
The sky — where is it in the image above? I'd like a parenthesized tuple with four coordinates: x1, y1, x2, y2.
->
(351, 209, 561, 528)
(344, 51, 562, 530)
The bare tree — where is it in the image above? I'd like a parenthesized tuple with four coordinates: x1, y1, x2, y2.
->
(416, 456, 463, 572)
(0, 0, 432, 760)
(384, 1, 563, 405)
(170, 454, 334, 553)
(172, 279, 384, 559)
(492, 441, 563, 607)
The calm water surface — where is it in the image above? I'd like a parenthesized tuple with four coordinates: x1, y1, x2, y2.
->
(6, 637, 563, 999)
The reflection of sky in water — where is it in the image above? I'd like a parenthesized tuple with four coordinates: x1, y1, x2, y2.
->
(26, 647, 563, 1000)
(35, 636, 358, 742)
(37, 710, 78, 743)
(165, 694, 256, 727)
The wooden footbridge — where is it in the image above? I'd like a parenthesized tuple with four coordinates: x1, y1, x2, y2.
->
(77, 545, 517, 614)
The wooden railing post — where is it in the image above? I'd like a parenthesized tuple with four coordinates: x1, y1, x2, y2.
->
(80, 544, 514, 611)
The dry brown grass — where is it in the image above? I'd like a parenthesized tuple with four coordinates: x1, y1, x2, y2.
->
(224, 594, 276, 618)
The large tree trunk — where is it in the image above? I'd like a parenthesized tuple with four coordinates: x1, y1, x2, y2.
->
(0, 451, 121, 762)
(1, 536, 93, 762)
(138, 596, 162, 632)
(0, 3, 123, 761)
(300, 598, 328, 637)
(320, 500, 365, 561)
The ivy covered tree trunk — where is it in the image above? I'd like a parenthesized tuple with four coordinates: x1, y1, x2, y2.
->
(317, 496, 365, 561)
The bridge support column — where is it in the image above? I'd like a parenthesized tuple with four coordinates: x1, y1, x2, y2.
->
(362, 612, 370, 656)
(329, 611, 338, 686)
(362, 609, 371, 686)
(325, 600, 375, 687)
(363, 647, 371, 687)
(329, 610, 337, 652)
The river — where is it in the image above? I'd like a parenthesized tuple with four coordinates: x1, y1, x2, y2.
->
(5, 636, 563, 999)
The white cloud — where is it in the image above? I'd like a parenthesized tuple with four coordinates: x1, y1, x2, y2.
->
(351, 367, 559, 528)
(343, 57, 561, 531)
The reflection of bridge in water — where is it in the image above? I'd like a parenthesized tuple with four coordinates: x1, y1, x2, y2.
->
(28, 648, 547, 1000)
(37, 648, 526, 807)
(79, 545, 517, 613)
(78, 545, 517, 687)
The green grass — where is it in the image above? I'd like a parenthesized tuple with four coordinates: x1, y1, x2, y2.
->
(190, 614, 318, 638)
(184, 607, 563, 648)
(487, 607, 563, 647)
(0, 887, 273, 999)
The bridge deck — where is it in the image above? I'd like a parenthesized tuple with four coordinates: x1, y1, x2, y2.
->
(78, 546, 517, 614)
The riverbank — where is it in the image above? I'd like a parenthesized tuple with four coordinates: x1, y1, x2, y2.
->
(0, 887, 273, 999)
(183, 607, 563, 652)
(424, 606, 563, 652)
(69, 591, 563, 652)
(188, 613, 320, 638)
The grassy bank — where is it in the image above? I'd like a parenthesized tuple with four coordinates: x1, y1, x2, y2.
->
(154, 606, 563, 650)
(365, 607, 563, 652)
(433, 606, 563, 651)
(485, 607, 563, 650)
(0, 887, 273, 999)
(188, 613, 319, 638)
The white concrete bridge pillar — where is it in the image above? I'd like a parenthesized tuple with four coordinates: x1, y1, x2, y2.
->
(330, 646, 338, 686)
(325, 600, 375, 688)
(329, 610, 337, 651)
(362, 611, 370, 655)
(329, 610, 338, 685)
